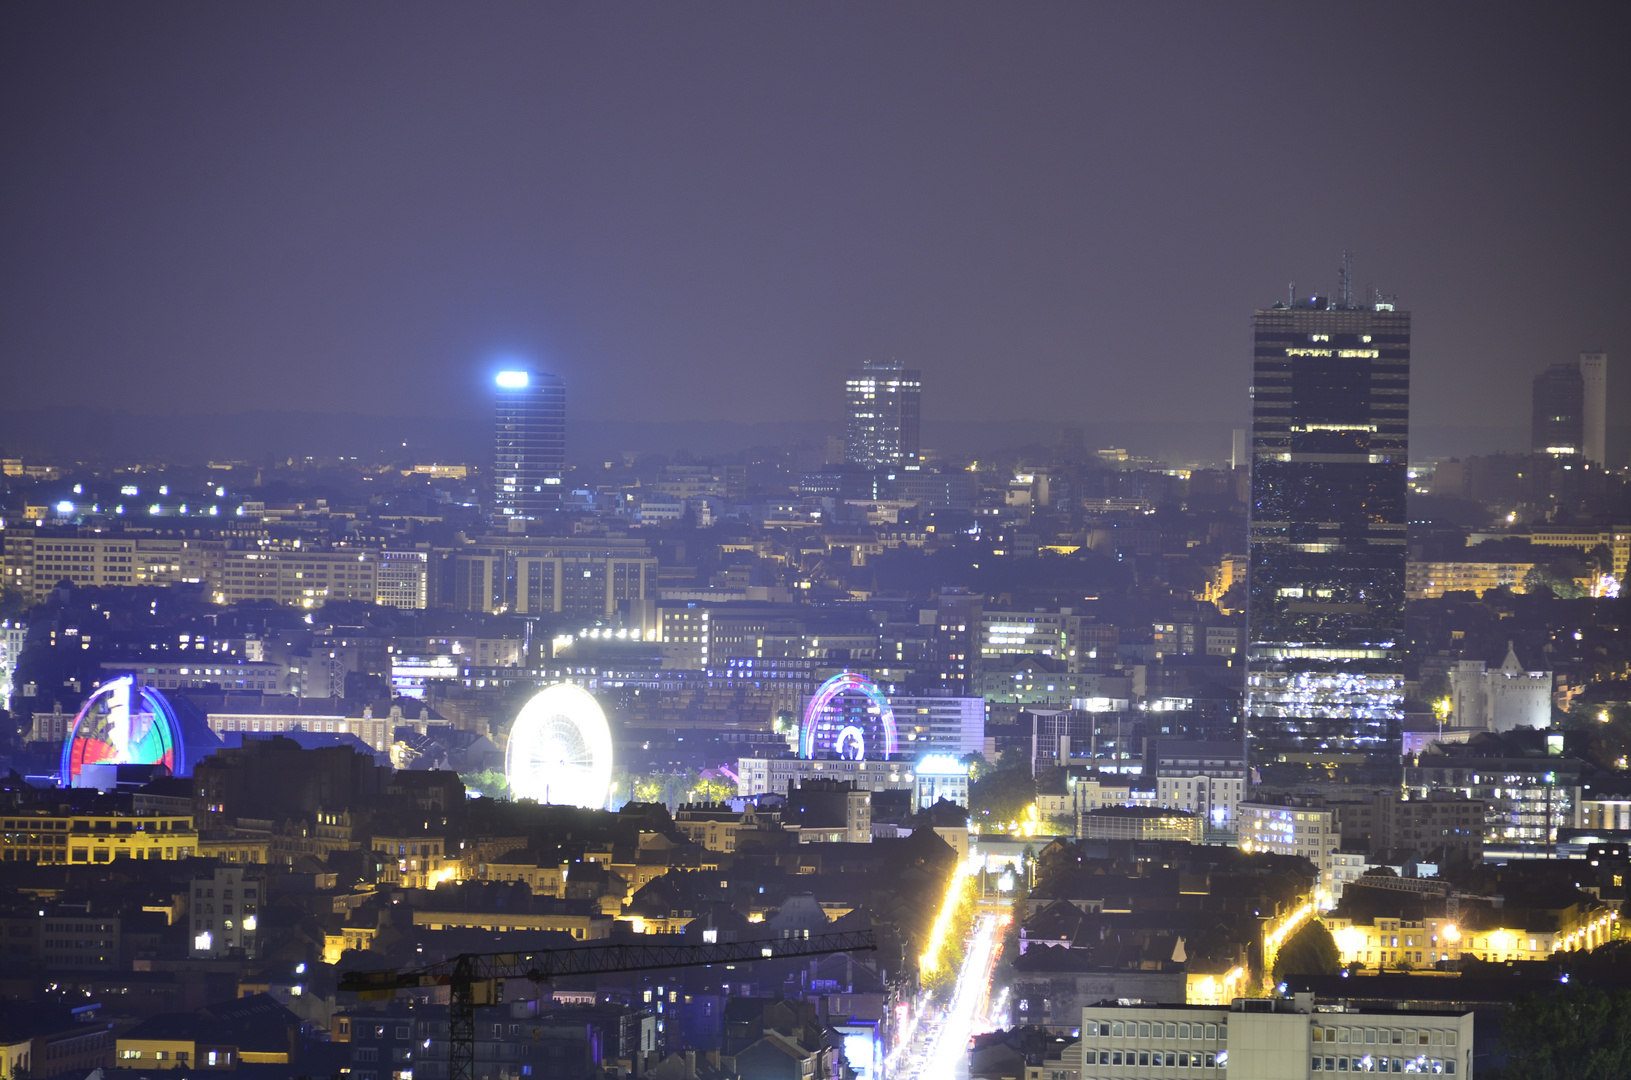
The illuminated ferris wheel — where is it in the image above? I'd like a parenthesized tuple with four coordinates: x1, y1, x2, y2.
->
(505, 683, 614, 808)
(799, 672, 899, 761)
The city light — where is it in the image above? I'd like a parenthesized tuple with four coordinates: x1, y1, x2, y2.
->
(495, 370, 529, 388)
(919, 867, 973, 976)
(1260, 901, 1314, 986)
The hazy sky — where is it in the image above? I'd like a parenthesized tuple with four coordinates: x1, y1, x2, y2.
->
(3, 3, 1628, 438)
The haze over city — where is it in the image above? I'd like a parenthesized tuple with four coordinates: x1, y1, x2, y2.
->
(3, 4, 1629, 464)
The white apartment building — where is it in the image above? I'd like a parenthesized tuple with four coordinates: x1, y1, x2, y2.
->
(1030, 997, 1473, 1080)
(1150, 741, 1246, 831)
(893, 696, 985, 757)
(1158, 773, 1246, 831)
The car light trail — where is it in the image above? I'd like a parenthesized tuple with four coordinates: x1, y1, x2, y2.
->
(920, 913, 1003, 1078)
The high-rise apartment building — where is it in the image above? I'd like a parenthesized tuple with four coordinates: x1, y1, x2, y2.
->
(493, 369, 566, 520)
(1246, 295, 1409, 764)
(844, 360, 921, 468)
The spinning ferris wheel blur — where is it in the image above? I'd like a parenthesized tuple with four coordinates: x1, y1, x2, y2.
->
(504, 683, 614, 808)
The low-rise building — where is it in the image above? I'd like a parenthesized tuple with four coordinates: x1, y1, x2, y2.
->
(1079, 806, 1200, 845)
(1045, 997, 1473, 1079)
(189, 865, 260, 958)
(412, 902, 611, 941)
(674, 803, 751, 853)
(735, 756, 916, 798)
(786, 779, 871, 844)
(914, 754, 971, 808)
(370, 832, 449, 889)
(1, 811, 197, 866)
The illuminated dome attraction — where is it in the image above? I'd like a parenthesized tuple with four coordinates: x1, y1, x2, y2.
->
(61, 676, 184, 786)
(799, 672, 898, 761)
(505, 683, 614, 808)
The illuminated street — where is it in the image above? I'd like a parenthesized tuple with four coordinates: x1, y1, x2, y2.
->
(904, 912, 1004, 1080)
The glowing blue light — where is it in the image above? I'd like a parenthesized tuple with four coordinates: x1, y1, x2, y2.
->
(496, 371, 530, 389)
(55, 501, 74, 514)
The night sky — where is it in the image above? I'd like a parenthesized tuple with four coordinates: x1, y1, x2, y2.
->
(3, 4, 1628, 451)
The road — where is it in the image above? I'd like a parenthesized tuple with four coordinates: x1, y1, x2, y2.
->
(896, 911, 1005, 1079)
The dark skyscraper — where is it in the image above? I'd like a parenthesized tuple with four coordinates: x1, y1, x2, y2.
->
(1531, 359, 1586, 458)
(493, 369, 566, 521)
(1245, 294, 1410, 767)
(844, 360, 922, 469)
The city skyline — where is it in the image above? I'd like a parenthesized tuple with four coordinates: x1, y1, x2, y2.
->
(2, 5, 1629, 441)
(4, 8, 1631, 1077)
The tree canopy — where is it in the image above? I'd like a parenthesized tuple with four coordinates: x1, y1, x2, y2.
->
(1272, 919, 1341, 982)
(1490, 986, 1631, 1080)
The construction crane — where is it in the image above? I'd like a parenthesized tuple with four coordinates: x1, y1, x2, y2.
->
(338, 929, 878, 1080)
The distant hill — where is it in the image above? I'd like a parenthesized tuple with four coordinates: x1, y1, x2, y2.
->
(0, 407, 1566, 468)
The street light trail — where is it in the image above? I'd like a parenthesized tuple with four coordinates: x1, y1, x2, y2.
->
(919, 913, 1002, 1079)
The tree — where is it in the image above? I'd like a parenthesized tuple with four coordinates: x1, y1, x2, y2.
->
(0, 585, 28, 621)
(1524, 559, 1590, 599)
(1490, 986, 1631, 1079)
(970, 766, 1036, 827)
(459, 769, 510, 800)
(1272, 919, 1341, 982)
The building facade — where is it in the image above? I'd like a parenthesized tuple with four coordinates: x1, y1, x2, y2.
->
(734, 757, 915, 798)
(189, 865, 260, 958)
(1447, 642, 1552, 732)
(1579, 351, 1607, 466)
(844, 360, 921, 469)
(493, 369, 567, 520)
(1149, 741, 1246, 831)
(376, 550, 430, 609)
(450, 537, 656, 617)
(1044, 998, 1473, 1080)
(1246, 298, 1410, 763)
(1532, 359, 1585, 457)
(1237, 800, 1337, 880)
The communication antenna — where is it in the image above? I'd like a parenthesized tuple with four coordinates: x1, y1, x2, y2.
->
(1288, 282, 1296, 307)
(1338, 250, 1354, 309)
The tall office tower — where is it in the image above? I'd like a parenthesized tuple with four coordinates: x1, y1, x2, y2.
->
(1245, 294, 1410, 767)
(1532, 361, 1585, 458)
(844, 360, 922, 468)
(493, 369, 566, 520)
(1579, 352, 1607, 467)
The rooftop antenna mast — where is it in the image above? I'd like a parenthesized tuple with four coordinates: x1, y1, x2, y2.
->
(1288, 282, 1296, 307)
(1338, 250, 1354, 309)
